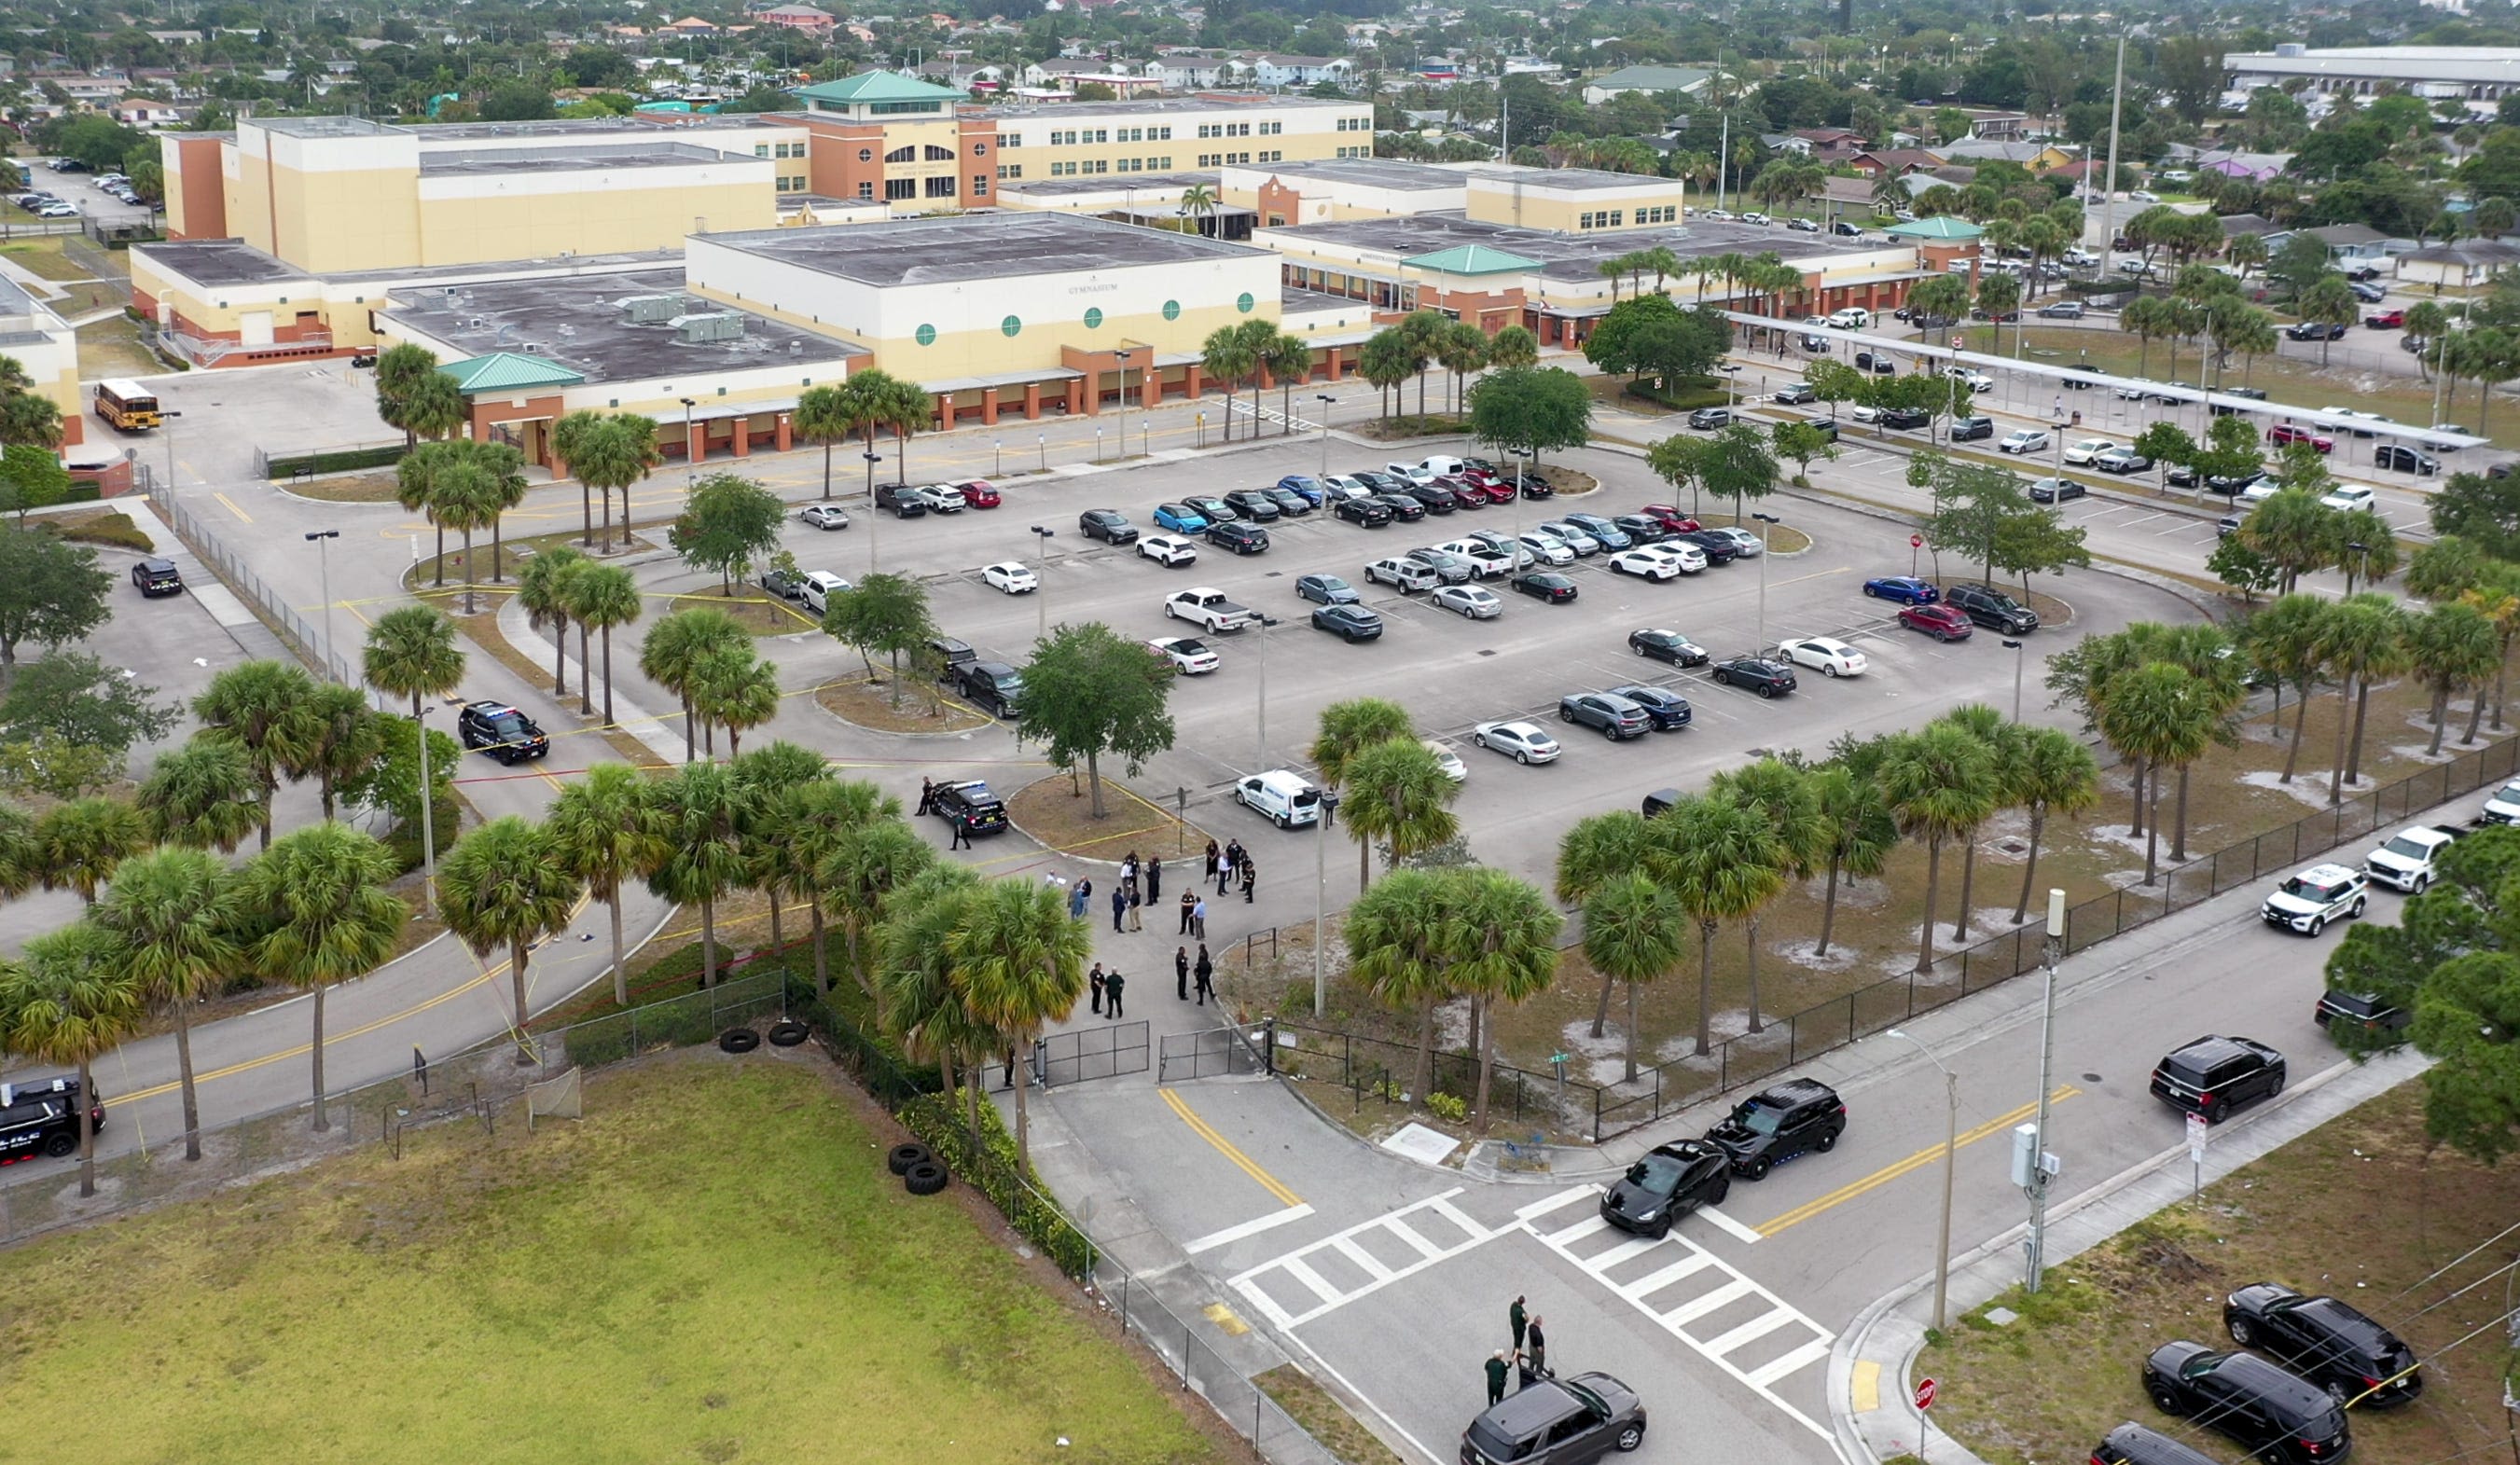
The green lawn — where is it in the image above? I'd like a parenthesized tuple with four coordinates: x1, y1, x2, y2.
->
(0, 1059, 1225, 1465)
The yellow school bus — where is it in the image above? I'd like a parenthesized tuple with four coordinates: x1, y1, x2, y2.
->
(92, 379, 160, 431)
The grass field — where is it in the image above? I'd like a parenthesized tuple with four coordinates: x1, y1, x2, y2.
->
(0, 1057, 1227, 1465)
(1918, 1083, 2519, 1465)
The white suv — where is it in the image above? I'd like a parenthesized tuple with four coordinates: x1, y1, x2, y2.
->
(2261, 864, 2369, 936)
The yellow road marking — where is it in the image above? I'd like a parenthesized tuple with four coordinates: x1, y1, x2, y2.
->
(213, 491, 252, 523)
(1159, 1086, 1302, 1208)
(1850, 1360, 1880, 1412)
(1755, 1085, 2081, 1237)
(1202, 1302, 1251, 1337)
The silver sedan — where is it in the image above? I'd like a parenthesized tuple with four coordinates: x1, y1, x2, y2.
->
(1431, 584, 1503, 619)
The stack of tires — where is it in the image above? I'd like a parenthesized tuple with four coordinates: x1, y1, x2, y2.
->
(890, 1141, 948, 1196)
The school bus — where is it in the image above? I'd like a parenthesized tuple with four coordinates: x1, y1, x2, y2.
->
(92, 379, 160, 432)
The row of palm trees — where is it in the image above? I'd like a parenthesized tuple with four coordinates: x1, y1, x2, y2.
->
(1352, 311, 1539, 425)
(395, 437, 528, 612)
(1199, 317, 1322, 440)
(791, 369, 935, 502)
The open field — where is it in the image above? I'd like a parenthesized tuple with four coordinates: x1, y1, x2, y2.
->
(1918, 1083, 2519, 1465)
(0, 1057, 1227, 1465)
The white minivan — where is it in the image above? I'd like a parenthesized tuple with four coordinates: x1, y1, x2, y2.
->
(1827, 307, 1873, 330)
(1235, 770, 1323, 828)
(1415, 454, 1467, 478)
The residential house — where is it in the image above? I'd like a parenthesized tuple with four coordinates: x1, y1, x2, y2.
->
(1960, 109, 2031, 140)
(1579, 63, 1713, 105)
(1763, 131, 1810, 156)
(755, 3, 838, 33)
(1846, 147, 1945, 178)
(1154, 53, 1240, 90)
(1936, 138, 2073, 170)
(2217, 212, 2280, 240)
(661, 16, 721, 35)
(110, 96, 183, 128)
(1791, 126, 1869, 154)
(2399, 237, 2520, 288)
(1252, 55, 1353, 89)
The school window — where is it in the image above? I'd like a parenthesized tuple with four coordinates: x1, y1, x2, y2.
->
(998, 163, 1022, 180)
(973, 142, 988, 155)
(924, 145, 955, 161)
(884, 145, 916, 163)
(1000, 135, 1021, 148)
(1198, 123, 1218, 139)
(1260, 120, 1281, 135)
(1609, 210, 1624, 226)
(925, 175, 957, 198)
(885, 177, 916, 200)
(754, 144, 770, 158)
(1198, 153, 1217, 167)
(858, 181, 876, 199)
(1087, 159, 1107, 174)
(1155, 156, 1171, 168)
(972, 175, 989, 196)
(1090, 129, 1108, 143)
(1152, 126, 1171, 140)
(1117, 158, 1138, 173)
(1233, 152, 1251, 164)
(1260, 149, 1281, 162)
(778, 174, 806, 191)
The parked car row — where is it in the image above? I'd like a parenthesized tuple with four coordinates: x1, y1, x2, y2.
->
(872, 479, 1003, 517)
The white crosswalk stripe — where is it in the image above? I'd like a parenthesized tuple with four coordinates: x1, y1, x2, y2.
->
(1226, 1186, 1493, 1330)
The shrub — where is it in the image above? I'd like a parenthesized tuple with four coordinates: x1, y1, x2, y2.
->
(45, 508, 148, 550)
(265, 444, 407, 479)
(1424, 1091, 1467, 1123)
(898, 1087, 1100, 1278)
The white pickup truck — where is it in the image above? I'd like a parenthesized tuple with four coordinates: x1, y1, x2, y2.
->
(1163, 587, 1254, 632)
(2363, 822, 2464, 893)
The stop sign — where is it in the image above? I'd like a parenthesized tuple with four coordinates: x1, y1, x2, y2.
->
(1916, 1377, 1938, 1411)
(1910, 532, 1924, 548)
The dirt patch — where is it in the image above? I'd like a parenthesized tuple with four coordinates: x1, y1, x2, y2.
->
(76, 313, 162, 379)
(815, 674, 990, 735)
(1536, 465, 1599, 496)
(1694, 509, 1814, 555)
(667, 589, 820, 636)
(1005, 771, 1218, 864)
(1255, 1365, 1408, 1465)
(286, 469, 405, 504)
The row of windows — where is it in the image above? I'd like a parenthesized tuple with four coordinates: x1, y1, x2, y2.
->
(1047, 129, 1109, 145)
(875, 175, 967, 200)
(777, 173, 806, 191)
(1044, 157, 1179, 175)
(998, 163, 1023, 180)
(1197, 121, 1254, 138)
(869, 99, 943, 115)
(1635, 205, 1678, 224)
(1115, 125, 1172, 141)
(752, 141, 807, 159)
(1577, 211, 1627, 228)
(1336, 117, 1370, 131)
(1336, 145, 1369, 159)
(1198, 151, 1265, 166)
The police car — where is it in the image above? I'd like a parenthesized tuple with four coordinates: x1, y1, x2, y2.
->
(0, 1075, 104, 1163)
(456, 700, 550, 765)
(2261, 864, 2368, 936)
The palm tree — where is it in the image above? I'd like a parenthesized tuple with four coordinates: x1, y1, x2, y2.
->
(193, 659, 323, 850)
(518, 546, 588, 701)
(793, 385, 853, 501)
(94, 846, 236, 1160)
(730, 740, 828, 953)
(643, 761, 752, 987)
(2121, 296, 2175, 378)
(1447, 868, 1561, 1133)
(439, 816, 582, 1060)
(948, 876, 1088, 1178)
(241, 822, 405, 1131)
(425, 443, 505, 614)
(136, 736, 262, 852)
(2461, 565, 2520, 734)
(2008, 728, 2101, 924)
(397, 440, 457, 587)
(372, 341, 442, 449)
(1179, 182, 1219, 237)
(862, 372, 935, 487)
(815, 789, 928, 998)
(1338, 735, 1461, 893)
(1346, 866, 1458, 1108)
(547, 763, 664, 1008)
(361, 604, 464, 719)
(571, 413, 663, 554)
(1488, 325, 1540, 369)
(1935, 705, 2018, 942)
(1200, 325, 1258, 440)
(1232, 318, 1280, 437)
(2406, 601, 2499, 756)
(547, 410, 602, 547)
(2323, 592, 2410, 800)
(689, 643, 780, 757)
(470, 439, 532, 593)
(2237, 596, 2332, 784)
(2096, 663, 2215, 884)
(1656, 792, 1785, 1056)
(2225, 230, 2268, 280)
(1358, 329, 1416, 422)
(2301, 274, 2360, 366)
(872, 864, 992, 1133)
(1266, 330, 1316, 435)
(1555, 809, 1658, 1036)
(1809, 763, 1898, 957)
(1879, 724, 2000, 973)
(35, 796, 150, 905)
(1708, 758, 1825, 1032)
(566, 561, 644, 727)
(640, 607, 747, 762)
(296, 682, 385, 820)
(2238, 491, 2343, 593)
(1433, 321, 1488, 416)
(1399, 309, 1448, 421)
(1584, 872, 1686, 1081)
(0, 922, 143, 1195)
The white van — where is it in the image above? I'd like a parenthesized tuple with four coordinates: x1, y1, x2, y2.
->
(1234, 769, 1323, 828)
(1415, 454, 1468, 478)
(1827, 307, 1873, 330)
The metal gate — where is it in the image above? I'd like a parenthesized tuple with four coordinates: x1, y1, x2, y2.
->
(1034, 1020, 1149, 1086)
(1157, 1022, 1270, 1082)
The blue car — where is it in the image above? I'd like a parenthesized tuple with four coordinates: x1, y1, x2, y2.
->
(1612, 684, 1694, 730)
(1276, 475, 1329, 507)
(1862, 575, 1940, 605)
(1563, 513, 1632, 551)
(1153, 502, 1210, 534)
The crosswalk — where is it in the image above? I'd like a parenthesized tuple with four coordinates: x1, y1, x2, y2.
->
(1226, 1185, 1495, 1332)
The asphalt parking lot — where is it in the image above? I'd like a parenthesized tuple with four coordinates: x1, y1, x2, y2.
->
(749, 437, 2196, 895)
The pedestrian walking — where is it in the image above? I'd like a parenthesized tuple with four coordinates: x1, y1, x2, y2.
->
(1240, 856, 1256, 904)
(1127, 884, 1143, 931)
(1069, 877, 1092, 919)
(1103, 969, 1126, 1018)
(1088, 962, 1105, 1016)
(1111, 884, 1128, 933)
(949, 818, 972, 850)
(1175, 946, 1191, 1000)
(1000, 1043, 1015, 1088)
(917, 777, 936, 816)
(1192, 895, 1207, 941)
(1178, 890, 1197, 934)
(1525, 1317, 1547, 1379)
(1510, 1295, 1527, 1353)
(1194, 945, 1214, 1004)
(1147, 855, 1162, 901)
(1486, 1350, 1510, 1406)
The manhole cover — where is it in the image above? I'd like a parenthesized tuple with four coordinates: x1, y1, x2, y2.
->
(2082, 1072, 2103, 1084)
(1989, 836, 2032, 857)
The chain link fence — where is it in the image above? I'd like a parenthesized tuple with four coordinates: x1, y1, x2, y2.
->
(160, 492, 362, 685)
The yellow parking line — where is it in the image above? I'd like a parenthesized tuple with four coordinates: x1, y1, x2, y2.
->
(213, 491, 252, 523)
(1159, 1086, 1302, 1209)
(1755, 1085, 2080, 1237)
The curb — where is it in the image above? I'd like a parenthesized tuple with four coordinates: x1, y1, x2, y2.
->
(808, 675, 998, 742)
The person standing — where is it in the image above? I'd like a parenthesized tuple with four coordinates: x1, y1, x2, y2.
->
(1069, 878, 1092, 920)
(1194, 945, 1214, 1004)
(1175, 946, 1191, 1000)
(1127, 883, 1143, 931)
(1509, 1296, 1528, 1355)
(1147, 855, 1163, 901)
(1191, 895, 1207, 940)
(1486, 1350, 1510, 1406)
(1525, 1316, 1547, 1379)
(1240, 856, 1256, 904)
(1215, 846, 1234, 894)
(1178, 889, 1197, 934)
(949, 817, 972, 850)
(1111, 883, 1128, 933)
(917, 777, 936, 816)
(1088, 962, 1106, 1016)
(1103, 968, 1126, 1018)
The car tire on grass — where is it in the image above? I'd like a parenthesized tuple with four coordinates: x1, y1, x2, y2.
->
(768, 1020, 810, 1047)
(888, 1142, 934, 1176)
(718, 1028, 762, 1054)
(903, 1160, 949, 1196)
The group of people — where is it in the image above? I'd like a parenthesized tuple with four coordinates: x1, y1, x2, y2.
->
(1484, 1295, 1552, 1405)
(1204, 838, 1257, 904)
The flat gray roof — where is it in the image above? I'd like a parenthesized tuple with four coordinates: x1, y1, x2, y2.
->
(700, 212, 1272, 287)
(1269, 211, 1879, 282)
(1000, 170, 1219, 197)
(253, 115, 393, 139)
(380, 267, 864, 387)
(980, 94, 1358, 118)
(417, 140, 746, 175)
(1470, 166, 1671, 193)
(1240, 157, 1468, 190)
(133, 238, 304, 288)
(1281, 284, 1362, 315)
(422, 114, 775, 140)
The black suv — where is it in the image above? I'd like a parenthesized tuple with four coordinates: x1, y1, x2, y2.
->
(2091, 1422, 2227, 1465)
(931, 779, 1008, 837)
(1078, 509, 1138, 546)
(1336, 495, 1395, 527)
(1710, 657, 1797, 698)
(1207, 521, 1271, 555)
(952, 660, 1024, 716)
(873, 483, 930, 518)
(2226, 1283, 2423, 1408)
(132, 558, 183, 596)
(457, 700, 550, 764)
(1460, 1372, 1647, 1465)
(1944, 583, 2038, 633)
(1600, 1138, 1730, 1237)
(926, 636, 976, 683)
(1879, 407, 1932, 431)
(2150, 1035, 2286, 1125)
(1674, 530, 1739, 564)
(1703, 1076, 1845, 1179)
(1222, 489, 1282, 521)
(2313, 989, 2408, 1037)
(2142, 1341, 2351, 1465)
(0, 1074, 104, 1162)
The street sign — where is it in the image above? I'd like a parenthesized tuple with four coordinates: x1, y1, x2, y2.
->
(2185, 1112, 2208, 1164)
(1910, 532, 1925, 548)
(1915, 1377, 1938, 1411)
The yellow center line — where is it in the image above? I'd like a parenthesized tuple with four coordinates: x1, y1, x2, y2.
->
(1755, 1085, 2081, 1237)
(212, 491, 252, 523)
(1158, 1086, 1302, 1209)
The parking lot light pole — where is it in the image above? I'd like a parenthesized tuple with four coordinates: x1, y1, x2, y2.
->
(1038, 433, 1045, 472)
(862, 450, 884, 573)
(1316, 394, 1336, 477)
(993, 438, 1003, 477)
(680, 397, 698, 484)
(2002, 637, 2026, 722)
(1312, 789, 1340, 1016)
(2026, 887, 2067, 1292)
(159, 408, 183, 497)
(1254, 613, 1273, 768)
(1029, 524, 1053, 643)
(304, 530, 340, 680)
(1886, 1027, 1959, 1332)
(1752, 512, 1779, 655)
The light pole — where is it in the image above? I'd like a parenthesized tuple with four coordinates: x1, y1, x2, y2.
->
(680, 397, 698, 483)
(1752, 511, 1779, 655)
(2002, 637, 2026, 722)
(1116, 349, 1135, 425)
(304, 530, 340, 680)
(1028, 524, 1052, 643)
(1312, 789, 1341, 1016)
(863, 450, 884, 574)
(1253, 612, 1275, 767)
(2346, 539, 2370, 595)
(994, 438, 1003, 477)
(2025, 887, 2067, 1292)
(1885, 1027, 1959, 1333)
(1095, 424, 1103, 463)
(1316, 393, 1336, 477)
(416, 705, 438, 918)
(1038, 433, 1046, 472)
(159, 408, 184, 497)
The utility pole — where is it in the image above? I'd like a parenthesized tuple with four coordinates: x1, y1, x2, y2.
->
(2025, 887, 2066, 1291)
(2098, 35, 2126, 265)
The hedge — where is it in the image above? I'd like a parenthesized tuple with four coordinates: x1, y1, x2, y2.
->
(266, 443, 407, 479)
(897, 1085, 1101, 1280)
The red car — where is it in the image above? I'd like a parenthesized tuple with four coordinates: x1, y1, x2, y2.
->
(1474, 475, 1518, 504)
(954, 479, 1003, 508)
(2364, 309, 2404, 329)
(1640, 504, 1703, 533)
(1897, 603, 1974, 642)
(2266, 423, 2334, 454)
(1440, 478, 1488, 510)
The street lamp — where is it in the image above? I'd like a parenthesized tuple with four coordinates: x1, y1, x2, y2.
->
(416, 705, 439, 919)
(1884, 1027, 1959, 1333)
(158, 408, 184, 498)
(1115, 349, 1135, 422)
(1316, 394, 1336, 477)
(1095, 424, 1104, 463)
(994, 437, 1003, 477)
(863, 450, 884, 574)
(2346, 539, 2371, 594)
(1752, 512, 1779, 655)
(1038, 432, 1046, 472)
(1028, 524, 1053, 643)
(680, 397, 698, 483)
(303, 530, 340, 680)
(1254, 612, 1277, 769)
(2001, 637, 2026, 722)
(1312, 788, 1342, 1016)
(2025, 888, 2068, 1292)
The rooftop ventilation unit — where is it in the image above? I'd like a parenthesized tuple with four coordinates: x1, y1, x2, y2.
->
(673, 311, 747, 344)
(621, 293, 685, 325)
